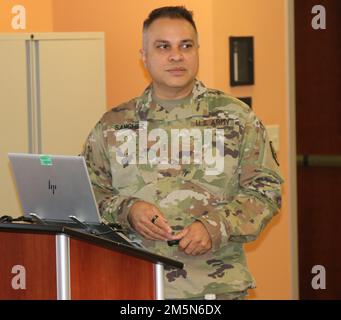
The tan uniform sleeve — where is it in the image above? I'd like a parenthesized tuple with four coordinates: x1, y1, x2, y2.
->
(81, 121, 140, 231)
(196, 111, 284, 252)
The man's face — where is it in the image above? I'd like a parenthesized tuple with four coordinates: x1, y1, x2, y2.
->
(141, 18, 199, 96)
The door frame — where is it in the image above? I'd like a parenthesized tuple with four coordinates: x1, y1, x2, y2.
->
(285, 0, 299, 300)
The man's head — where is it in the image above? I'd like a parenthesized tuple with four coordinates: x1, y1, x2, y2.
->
(141, 6, 199, 99)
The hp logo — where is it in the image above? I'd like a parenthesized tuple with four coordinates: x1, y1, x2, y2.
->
(48, 180, 57, 195)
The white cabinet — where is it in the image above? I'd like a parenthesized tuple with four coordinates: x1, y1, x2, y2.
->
(0, 33, 106, 216)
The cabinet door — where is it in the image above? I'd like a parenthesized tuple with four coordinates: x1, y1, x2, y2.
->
(0, 38, 29, 216)
(37, 34, 106, 155)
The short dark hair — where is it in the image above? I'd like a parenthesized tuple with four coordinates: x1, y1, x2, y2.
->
(143, 6, 197, 33)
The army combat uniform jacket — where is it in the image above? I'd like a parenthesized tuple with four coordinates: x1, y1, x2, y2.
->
(82, 80, 283, 299)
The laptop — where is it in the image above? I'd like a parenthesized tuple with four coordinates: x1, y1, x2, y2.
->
(8, 153, 102, 225)
(7, 153, 140, 247)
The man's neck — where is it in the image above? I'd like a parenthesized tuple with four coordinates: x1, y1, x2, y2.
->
(152, 81, 194, 100)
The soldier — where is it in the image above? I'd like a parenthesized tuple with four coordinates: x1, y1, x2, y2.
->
(82, 6, 283, 300)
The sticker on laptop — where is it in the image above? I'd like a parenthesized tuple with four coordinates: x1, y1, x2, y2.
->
(39, 155, 53, 166)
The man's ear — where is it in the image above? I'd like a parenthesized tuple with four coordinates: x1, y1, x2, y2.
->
(140, 49, 147, 67)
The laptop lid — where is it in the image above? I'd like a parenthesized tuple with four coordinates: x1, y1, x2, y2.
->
(8, 153, 102, 225)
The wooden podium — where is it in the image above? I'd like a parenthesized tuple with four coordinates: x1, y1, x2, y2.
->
(0, 223, 182, 300)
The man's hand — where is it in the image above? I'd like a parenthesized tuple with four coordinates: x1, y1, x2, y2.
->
(128, 201, 173, 241)
(172, 221, 212, 256)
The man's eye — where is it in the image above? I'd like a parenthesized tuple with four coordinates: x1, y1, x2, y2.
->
(182, 43, 193, 49)
(157, 44, 169, 49)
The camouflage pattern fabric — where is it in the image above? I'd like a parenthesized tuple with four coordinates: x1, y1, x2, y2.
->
(81, 79, 284, 299)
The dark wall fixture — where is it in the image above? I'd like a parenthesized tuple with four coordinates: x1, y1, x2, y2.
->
(229, 36, 254, 86)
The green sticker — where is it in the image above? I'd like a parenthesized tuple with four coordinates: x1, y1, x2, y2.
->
(39, 155, 53, 166)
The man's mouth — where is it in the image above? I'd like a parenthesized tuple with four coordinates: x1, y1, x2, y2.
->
(166, 67, 187, 75)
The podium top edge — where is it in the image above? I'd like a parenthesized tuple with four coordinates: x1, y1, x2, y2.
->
(0, 222, 63, 234)
(63, 227, 184, 269)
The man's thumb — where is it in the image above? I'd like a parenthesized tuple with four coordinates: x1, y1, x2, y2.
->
(172, 228, 189, 240)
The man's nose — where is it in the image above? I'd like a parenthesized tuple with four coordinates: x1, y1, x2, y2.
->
(168, 47, 184, 62)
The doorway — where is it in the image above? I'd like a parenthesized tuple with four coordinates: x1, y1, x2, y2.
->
(295, 0, 341, 299)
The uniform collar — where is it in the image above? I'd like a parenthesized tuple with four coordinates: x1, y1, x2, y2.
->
(135, 79, 209, 121)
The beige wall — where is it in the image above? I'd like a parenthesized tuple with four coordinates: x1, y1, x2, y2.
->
(0, 0, 293, 299)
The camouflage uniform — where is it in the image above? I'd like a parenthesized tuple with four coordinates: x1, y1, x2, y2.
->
(81, 80, 283, 299)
